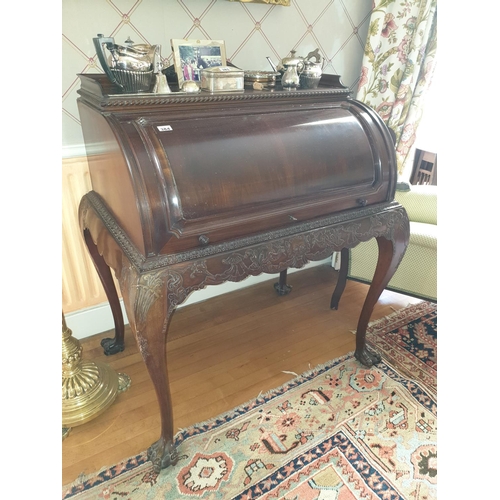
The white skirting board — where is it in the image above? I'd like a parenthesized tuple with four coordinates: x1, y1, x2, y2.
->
(332, 251, 341, 270)
(65, 258, 333, 340)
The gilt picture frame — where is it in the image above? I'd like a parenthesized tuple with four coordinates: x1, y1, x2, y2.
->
(171, 39, 227, 86)
(228, 0, 290, 5)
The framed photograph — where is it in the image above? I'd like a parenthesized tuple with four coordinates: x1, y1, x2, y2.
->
(171, 39, 227, 86)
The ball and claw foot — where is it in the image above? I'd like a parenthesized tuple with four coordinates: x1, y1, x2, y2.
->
(274, 282, 292, 296)
(101, 337, 125, 356)
(147, 437, 179, 473)
(355, 346, 382, 367)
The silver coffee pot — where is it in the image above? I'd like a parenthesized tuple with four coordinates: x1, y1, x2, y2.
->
(278, 50, 304, 90)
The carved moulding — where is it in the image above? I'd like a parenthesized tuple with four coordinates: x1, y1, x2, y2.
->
(82, 191, 406, 272)
(80, 86, 348, 110)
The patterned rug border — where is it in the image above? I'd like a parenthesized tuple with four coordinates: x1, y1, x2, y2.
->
(63, 301, 436, 498)
(366, 301, 436, 331)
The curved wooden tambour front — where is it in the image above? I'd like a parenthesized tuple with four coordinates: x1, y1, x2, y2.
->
(78, 74, 397, 257)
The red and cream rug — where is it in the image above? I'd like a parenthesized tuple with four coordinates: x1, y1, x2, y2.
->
(63, 301, 437, 499)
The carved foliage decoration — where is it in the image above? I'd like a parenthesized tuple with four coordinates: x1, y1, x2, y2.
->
(164, 207, 408, 314)
(135, 271, 165, 325)
(117, 264, 167, 359)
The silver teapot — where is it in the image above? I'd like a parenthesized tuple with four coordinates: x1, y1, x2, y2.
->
(93, 34, 159, 93)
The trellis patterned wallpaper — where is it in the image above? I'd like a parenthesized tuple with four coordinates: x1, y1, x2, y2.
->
(62, 0, 373, 155)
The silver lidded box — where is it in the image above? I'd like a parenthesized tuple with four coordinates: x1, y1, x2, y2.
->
(200, 66, 244, 92)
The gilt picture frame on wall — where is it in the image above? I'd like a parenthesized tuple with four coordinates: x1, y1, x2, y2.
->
(171, 39, 227, 86)
(228, 0, 290, 5)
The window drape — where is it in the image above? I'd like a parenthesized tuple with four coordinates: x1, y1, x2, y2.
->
(356, 0, 437, 179)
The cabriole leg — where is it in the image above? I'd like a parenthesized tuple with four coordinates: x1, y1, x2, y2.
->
(355, 235, 408, 367)
(330, 248, 349, 310)
(123, 269, 178, 473)
(83, 229, 125, 355)
(141, 309, 178, 472)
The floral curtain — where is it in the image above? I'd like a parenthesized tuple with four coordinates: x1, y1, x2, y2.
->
(357, 0, 437, 179)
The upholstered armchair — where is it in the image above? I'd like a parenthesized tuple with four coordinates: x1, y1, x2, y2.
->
(345, 182, 437, 302)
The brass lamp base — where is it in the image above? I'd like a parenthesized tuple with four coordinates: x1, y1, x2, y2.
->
(62, 360, 131, 427)
(62, 313, 130, 432)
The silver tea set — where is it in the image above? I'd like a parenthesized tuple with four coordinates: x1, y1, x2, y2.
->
(93, 34, 324, 94)
(274, 48, 324, 90)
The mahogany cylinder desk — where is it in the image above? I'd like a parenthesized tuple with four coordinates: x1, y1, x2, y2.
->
(77, 73, 409, 472)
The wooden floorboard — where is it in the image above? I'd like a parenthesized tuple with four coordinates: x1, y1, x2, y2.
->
(62, 264, 421, 486)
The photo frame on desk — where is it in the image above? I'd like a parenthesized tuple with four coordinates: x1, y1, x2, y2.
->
(171, 39, 227, 86)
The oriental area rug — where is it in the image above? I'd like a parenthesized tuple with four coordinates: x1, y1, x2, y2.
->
(63, 301, 437, 500)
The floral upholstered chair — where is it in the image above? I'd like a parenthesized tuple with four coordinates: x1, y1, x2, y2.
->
(347, 181, 437, 302)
